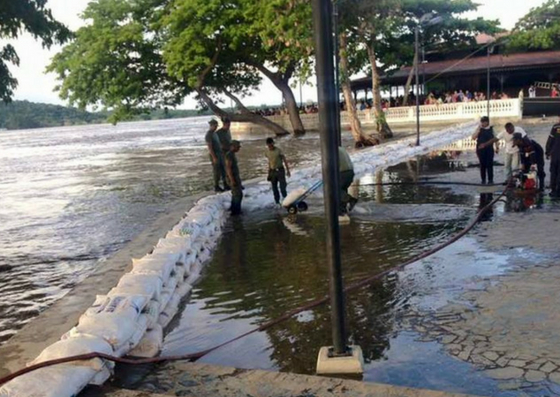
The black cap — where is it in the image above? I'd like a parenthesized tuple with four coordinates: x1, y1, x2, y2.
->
(208, 119, 218, 125)
(221, 117, 231, 124)
(480, 116, 489, 123)
(266, 137, 274, 145)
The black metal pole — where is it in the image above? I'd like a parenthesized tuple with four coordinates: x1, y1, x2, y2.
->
(415, 25, 421, 146)
(311, 0, 347, 356)
(422, 46, 426, 96)
(487, 46, 491, 117)
(333, 1, 342, 146)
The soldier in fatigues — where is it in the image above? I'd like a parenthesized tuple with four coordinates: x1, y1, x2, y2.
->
(265, 138, 291, 205)
(205, 119, 229, 192)
(225, 140, 243, 215)
(546, 116, 560, 197)
(338, 146, 358, 215)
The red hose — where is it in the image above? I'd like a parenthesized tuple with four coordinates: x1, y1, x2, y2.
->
(0, 185, 511, 387)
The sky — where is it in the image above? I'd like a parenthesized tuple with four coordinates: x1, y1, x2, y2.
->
(1, 0, 548, 109)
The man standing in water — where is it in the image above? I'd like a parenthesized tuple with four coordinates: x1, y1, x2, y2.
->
(265, 138, 291, 205)
(205, 119, 229, 192)
(546, 116, 560, 198)
(225, 140, 243, 215)
(472, 116, 496, 185)
(339, 146, 358, 215)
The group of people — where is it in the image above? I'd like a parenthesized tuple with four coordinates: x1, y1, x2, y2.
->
(205, 118, 358, 216)
(527, 84, 559, 98)
(473, 116, 560, 197)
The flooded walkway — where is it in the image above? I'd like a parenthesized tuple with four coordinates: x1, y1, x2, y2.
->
(107, 124, 560, 397)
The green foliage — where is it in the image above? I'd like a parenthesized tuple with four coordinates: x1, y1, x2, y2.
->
(338, 0, 501, 75)
(47, 0, 187, 123)
(0, 0, 71, 102)
(508, 0, 560, 51)
(0, 100, 211, 130)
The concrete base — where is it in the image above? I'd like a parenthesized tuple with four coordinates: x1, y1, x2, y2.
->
(316, 345, 364, 375)
(338, 215, 351, 224)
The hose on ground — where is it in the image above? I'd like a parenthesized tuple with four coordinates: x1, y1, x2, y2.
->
(0, 181, 512, 387)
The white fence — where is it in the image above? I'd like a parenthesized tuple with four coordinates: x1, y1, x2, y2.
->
(231, 99, 522, 134)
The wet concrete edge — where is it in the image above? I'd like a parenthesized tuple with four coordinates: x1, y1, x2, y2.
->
(84, 362, 484, 397)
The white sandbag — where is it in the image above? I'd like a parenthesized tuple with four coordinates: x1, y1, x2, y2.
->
(0, 365, 98, 397)
(128, 314, 149, 350)
(127, 324, 163, 358)
(159, 290, 172, 310)
(155, 237, 191, 262)
(174, 263, 186, 281)
(162, 276, 178, 296)
(176, 282, 192, 298)
(282, 188, 307, 207)
(82, 294, 148, 321)
(29, 334, 113, 371)
(142, 300, 161, 330)
(131, 253, 178, 283)
(157, 310, 176, 328)
(111, 273, 163, 302)
(185, 210, 213, 227)
(68, 310, 139, 349)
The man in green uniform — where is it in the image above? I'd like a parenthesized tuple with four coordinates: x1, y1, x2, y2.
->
(265, 138, 291, 204)
(205, 119, 229, 192)
(225, 140, 243, 215)
(339, 146, 358, 215)
(216, 117, 232, 155)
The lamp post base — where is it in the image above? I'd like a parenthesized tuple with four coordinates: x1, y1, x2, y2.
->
(316, 345, 364, 375)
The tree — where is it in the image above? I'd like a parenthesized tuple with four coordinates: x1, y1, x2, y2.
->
(48, 0, 292, 135)
(338, 0, 501, 140)
(508, 0, 560, 51)
(0, 0, 71, 102)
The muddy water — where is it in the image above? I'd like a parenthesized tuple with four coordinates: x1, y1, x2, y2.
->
(118, 124, 560, 397)
(0, 118, 326, 344)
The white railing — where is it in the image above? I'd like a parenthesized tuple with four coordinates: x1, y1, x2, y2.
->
(230, 99, 522, 134)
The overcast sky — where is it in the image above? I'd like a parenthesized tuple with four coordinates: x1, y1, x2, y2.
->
(1, 0, 547, 109)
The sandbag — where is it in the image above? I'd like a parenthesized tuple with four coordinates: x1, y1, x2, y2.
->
(282, 188, 307, 207)
(0, 365, 98, 397)
(128, 314, 149, 350)
(185, 210, 213, 227)
(111, 273, 163, 302)
(142, 300, 161, 330)
(174, 263, 186, 281)
(162, 276, 178, 296)
(29, 334, 113, 371)
(176, 282, 193, 298)
(131, 253, 178, 283)
(127, 324, 163, 358)
(82, 294, 148, 321)
(155, 237, 191, 262)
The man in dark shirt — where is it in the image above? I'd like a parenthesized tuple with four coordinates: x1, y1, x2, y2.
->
(216, 117, 232, 155)
(513, 133, 546, 191)
(472, 116, 496, 184)
(205, 119, 229, 192)
(225, 140, 243, 215)
(546, 116, 560, 197)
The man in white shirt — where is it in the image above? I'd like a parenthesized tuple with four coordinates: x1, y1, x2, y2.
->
(480, 122, 527, 184)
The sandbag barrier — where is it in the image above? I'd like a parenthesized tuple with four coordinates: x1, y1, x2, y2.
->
(0, 121, 478, 397)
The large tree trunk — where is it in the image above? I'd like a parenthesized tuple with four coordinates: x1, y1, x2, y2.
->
(367, 44, 393, 139)
(339, 33, 378, 147)
(196, 88, 290, 136)
(402, 52, 417, 106)
(252, 62, 305, 135)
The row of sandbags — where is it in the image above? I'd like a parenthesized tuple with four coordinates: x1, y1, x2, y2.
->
(0, 194, 231, 397)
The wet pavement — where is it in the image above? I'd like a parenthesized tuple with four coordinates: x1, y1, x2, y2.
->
(106, 124, 560, 397)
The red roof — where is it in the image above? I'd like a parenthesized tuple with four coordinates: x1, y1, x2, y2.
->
(390, 50, 560, 79)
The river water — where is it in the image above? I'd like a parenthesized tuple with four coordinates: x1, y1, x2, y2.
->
(0, 117, 326, 344)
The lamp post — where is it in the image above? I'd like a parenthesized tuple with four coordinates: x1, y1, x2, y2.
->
(415, 13, 443, 147)
(333, 0, 342, 146)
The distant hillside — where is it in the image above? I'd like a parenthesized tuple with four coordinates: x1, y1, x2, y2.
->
(0, 100, 212, 130)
